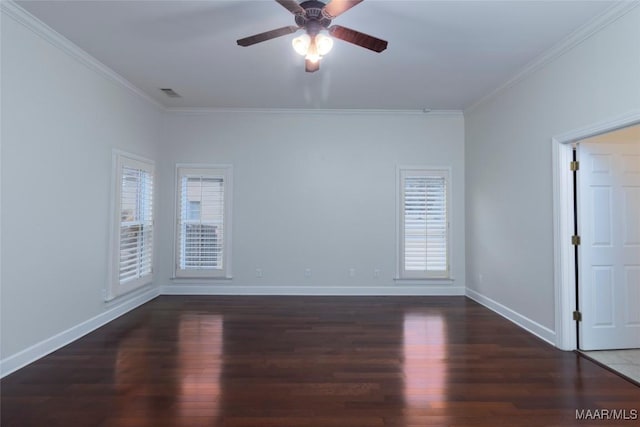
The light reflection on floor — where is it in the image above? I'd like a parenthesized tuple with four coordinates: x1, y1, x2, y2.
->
(403, 312, 448, 423)
(114, 326, 153, 424)
(177, 313, 224, 421)
(114, 313, 225, 425)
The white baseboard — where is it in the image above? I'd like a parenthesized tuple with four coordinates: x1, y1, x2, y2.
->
(9, 285, 549, 378)
(161, 284, 466, 296)
(465, 288, 556, 346)
(0, 287, 160, 378)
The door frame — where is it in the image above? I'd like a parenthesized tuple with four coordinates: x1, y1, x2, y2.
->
(552, 109, 640, 350)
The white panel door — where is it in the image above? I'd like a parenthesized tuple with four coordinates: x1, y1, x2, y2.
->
(579, 141, 640, 350)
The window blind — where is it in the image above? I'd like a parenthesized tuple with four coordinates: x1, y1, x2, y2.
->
(178, 175, 225, 270)
(402, 172, 448, 275)
(119, 166, 154, 284)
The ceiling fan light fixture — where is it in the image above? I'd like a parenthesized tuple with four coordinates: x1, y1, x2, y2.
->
(293, 31, 332, 61)
(292, 34, 311, 56)
(237, 0, 387, 72)
(306, 53, 321, 63)
(315, 32, 333, 56)
(305, 53, 321, 63)
(305, 36, 321, 63)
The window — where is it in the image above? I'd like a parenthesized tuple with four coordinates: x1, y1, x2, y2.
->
(175, 165, 232, 278)
(398, 167, 450, 279)
(108, 152, 154, 300)
(187, 201, 201, 221)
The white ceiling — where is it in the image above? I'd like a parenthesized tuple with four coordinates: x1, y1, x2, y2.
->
(17, 0, 616, 110)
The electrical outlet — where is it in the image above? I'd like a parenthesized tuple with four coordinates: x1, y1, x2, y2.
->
(304, 268, 312, 278)
(478, 273, 483, 284)
(373, 268, 380, 278)
(255, 268, 263, 278)
(349, 268, 355, 277)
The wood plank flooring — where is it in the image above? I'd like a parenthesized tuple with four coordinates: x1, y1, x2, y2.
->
(2, 296, 639, 426)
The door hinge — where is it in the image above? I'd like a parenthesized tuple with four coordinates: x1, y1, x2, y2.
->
(571, 235, 581, 245)
(573, 310, 582, 322)
(570, 161, 580, 171)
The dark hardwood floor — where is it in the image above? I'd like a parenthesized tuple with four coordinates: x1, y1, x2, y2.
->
(2, 296, 639, 426)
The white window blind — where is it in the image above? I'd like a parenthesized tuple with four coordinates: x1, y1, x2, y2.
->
(109, 153, 154, 300)
(176, 166, 232, 278)
(399, 168, 450, 279)
(120, 166, 154, 283)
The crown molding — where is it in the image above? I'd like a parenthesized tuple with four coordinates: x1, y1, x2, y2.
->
(1, 0, 163, 110)
(0, 0, 460, 116)
(164, 107, 464, 116)
(464, 0, 640, 114)
(10, 0, 631, 116)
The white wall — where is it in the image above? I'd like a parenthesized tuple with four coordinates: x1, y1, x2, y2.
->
(465, 7, 640, 331)
(1, 10, 162, 362)
(158, 111, 465, 294)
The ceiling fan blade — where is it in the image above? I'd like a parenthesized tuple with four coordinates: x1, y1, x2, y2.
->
(323, 0, 364, 19)
(237, 26, 300, 47)
(305, 59, 320, 73)
(328, 25, 387, 52)
(276, 0, 305, 15)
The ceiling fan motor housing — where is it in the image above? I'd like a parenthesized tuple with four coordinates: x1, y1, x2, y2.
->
(295, 0, 332, 34)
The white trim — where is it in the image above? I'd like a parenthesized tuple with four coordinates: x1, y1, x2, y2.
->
(173, 164, 233, 279)
(396, 166, 452, 280)
(552, 139, 577, 351)
(466, 288, 556, 346)
(551, 110, 640, 351)
(107, 151, 155, 300)
(175, 163, 233, 169)
(553, 110, 640, 144)
(465, 1, 640, 113)
(161, 284, 466, 296)
(0, 1, 163, 110)
(111, 149, 155, 167)
(395, 166, 401, 279)
(393, 278, 455, 283)
(224, 168, 234, 278)
(165, 108, 464, 117)
(0, 287, 159, 378)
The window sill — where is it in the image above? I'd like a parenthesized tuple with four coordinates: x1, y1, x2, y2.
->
(170, 276, 233, 281)
(393, 277, 455, 284)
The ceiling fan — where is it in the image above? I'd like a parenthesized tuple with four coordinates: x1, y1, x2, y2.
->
(237, 0, 388, 72)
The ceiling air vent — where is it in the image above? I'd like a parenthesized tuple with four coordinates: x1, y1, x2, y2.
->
(160, 88, 181, 98)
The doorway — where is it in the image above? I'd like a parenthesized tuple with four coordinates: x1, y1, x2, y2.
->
(553, 117, 640, 384)
(576, 126, 640, 350)
(552, 111, 640, 351)
(577, 125, 640, 383)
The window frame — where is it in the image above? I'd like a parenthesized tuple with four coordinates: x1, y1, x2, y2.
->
(174, 164, 233, 279)
(396, 166, 452, 280)
(107, 151, 155, 300)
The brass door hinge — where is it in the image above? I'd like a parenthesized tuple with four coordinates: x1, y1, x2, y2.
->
(570, 161, 580, 171)
(571, 235, 581, 246)
(573, 311, 582, 322)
